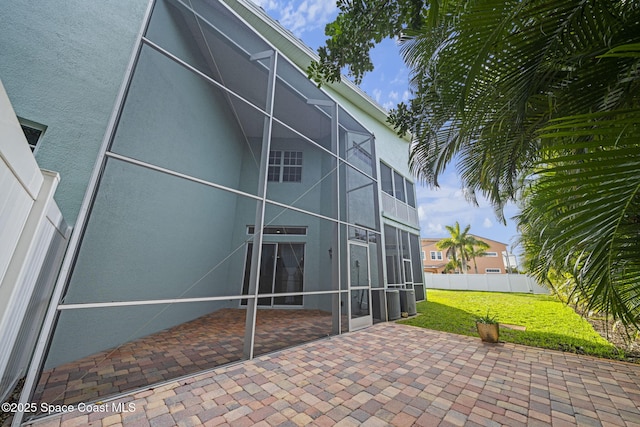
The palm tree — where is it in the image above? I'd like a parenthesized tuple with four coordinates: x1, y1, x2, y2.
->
(399, 1, 638, 209)
(436, 222, 480, 274)
(515, 110, 640, 325)
(443, 259, 461, 274)
(465, 240, 490, 274)
(397, 1, 640, 326)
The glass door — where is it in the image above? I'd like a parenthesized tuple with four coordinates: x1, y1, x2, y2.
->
(273, 243, 304, 306)
(348, 241, 372, 330)
(242, 243, 304, 306)
(241, 243, 276, 306)
(403, 259, 413, 289)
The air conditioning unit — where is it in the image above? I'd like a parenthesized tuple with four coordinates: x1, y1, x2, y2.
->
(399, 289, 417, 316)
(386, 290, 401, 320)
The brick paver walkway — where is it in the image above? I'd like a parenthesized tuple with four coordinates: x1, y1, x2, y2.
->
(34, 309, 333, 408)
(24, 323, 640, 426)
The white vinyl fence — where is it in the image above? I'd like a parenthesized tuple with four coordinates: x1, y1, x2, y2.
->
(0, 80, 71, 402)
(424, 273, 548, 294)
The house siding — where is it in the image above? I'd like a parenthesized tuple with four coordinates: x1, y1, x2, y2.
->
(422, 236, 509, 274)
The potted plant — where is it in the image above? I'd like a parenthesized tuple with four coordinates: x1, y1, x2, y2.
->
(476, 311, 499, 343)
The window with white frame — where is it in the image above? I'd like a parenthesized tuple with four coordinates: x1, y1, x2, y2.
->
(380, 162, 393, 196)
(379, 161, 416, 208)
(485, 251, 498, 257)
(268, 150, 302, 182)
(406, 180, 415, 207)
(393, 170, 405, 202)
(384, 225, 423, 286)
(430, 251, 443, 261)
(19, 118, 47, 153)
(486, 268, 501, 273)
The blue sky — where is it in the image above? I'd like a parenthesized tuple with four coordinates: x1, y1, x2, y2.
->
(250, 0, 521, 254)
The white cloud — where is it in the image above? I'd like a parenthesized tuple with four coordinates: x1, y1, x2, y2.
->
(426, 223, 444, 234)
(417, 205, 426, 220)
(416, 184, 480, 238)
(372, 88, 382, 103)
(382, 100, 395, 111)
(390, 68, 408, 85)
(275, 0, 338, 36)
(415, 173, 517, 243)
(388, 91, 399, 101)
(252, 0, 281, 10)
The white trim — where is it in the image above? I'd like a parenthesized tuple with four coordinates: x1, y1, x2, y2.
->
(144, 37, 379, 185)
(58, 290, 342, 311)
(242, 48, 277, 359)
(17, 118, 47, 155)
(228, 0, 404, 136)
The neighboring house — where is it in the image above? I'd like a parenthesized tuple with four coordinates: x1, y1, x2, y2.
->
(422, 237, 448, 274)
(422, 236, 515, 274)
(0, 0, 422, 419)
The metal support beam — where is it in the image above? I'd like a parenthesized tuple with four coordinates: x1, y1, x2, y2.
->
(242, 50, 277, 360)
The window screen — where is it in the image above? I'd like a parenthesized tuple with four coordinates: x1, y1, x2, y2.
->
(393, 171, 405, 202)
(380, 162, 393, 196)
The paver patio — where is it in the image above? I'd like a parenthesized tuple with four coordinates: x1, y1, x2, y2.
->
(22, 322, 640, 426)
(33, 309, 334, 408)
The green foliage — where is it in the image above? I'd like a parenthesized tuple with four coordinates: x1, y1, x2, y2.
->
(401, 1, 640, 211)
(465, 238, 490, 274)
(307, 0, 428, 86)
(400, 290, 623, 359)
(435, 221, 468, 273)
(443, 259, 460, 274)
(312, 0, 640, 327)
(436, 222, 489, 273)
(517, 109, 640, 326)
(475, 310, 498, 324)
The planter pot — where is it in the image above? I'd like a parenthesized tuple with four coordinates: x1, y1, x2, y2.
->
(476, 322, 499, 343)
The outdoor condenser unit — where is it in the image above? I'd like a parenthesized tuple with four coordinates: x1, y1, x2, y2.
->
(386, 289, 401, 320)
(399, 289, 417, 316)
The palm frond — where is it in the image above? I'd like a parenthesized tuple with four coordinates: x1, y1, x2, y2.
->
(397, 0, 640, 211)
(521, 109, 640, 325)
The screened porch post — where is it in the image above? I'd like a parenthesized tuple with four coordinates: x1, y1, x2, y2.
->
(331, 102, 340, 334)
(243, 50, 276, 360)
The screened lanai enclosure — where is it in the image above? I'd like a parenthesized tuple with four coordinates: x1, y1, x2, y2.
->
(22, 0, 387, 417)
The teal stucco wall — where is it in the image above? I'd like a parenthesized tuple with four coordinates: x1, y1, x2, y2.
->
(0, 0, 150, 224)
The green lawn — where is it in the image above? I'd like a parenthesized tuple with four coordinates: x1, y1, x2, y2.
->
(398, 289, 624, 360)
